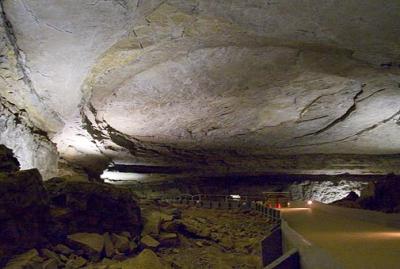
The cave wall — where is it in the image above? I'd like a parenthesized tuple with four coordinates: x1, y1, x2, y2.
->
(0, 3, 59, 179)
(289, 180, 367, 203)
(127, 174, 372, 204)
(0, 102, 58, 179)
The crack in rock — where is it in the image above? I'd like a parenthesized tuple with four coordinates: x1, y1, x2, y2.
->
(295, 87, 364, 139)
(279, 109, 400, 149)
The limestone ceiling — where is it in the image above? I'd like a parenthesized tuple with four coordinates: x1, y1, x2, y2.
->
(2, 0, 400, 176)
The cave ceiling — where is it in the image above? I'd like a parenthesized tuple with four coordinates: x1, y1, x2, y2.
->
(1, 0, 400, 178)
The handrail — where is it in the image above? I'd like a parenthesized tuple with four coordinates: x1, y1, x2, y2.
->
(160, 194, 282, 223)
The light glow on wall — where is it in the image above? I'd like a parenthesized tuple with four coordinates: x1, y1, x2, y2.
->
(100, 170, 148, 183)
(230, 194, 241, 200)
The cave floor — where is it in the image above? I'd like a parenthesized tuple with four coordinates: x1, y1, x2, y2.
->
(281, 207, 400, 269)
(156, 205, 273, 269)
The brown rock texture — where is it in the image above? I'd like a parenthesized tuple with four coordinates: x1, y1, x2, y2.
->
(0, 169, 50, 266)
(0, 152, 141, 266)
(45, 177, 142, 240)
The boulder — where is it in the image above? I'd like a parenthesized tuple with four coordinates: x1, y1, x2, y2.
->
(220, 236, 235, 250)
(54, 244, 73, 255)
(67, 233, 104, 259)
(170, 208, 182, 219)
(45, 177, 141, 238)
(4, 249, 43, 269)
(0, 169, 50, 266)
(182, 219, 211, 238)
(41, 249, 62, 267)
(141, 211, 163, 236)
(65, 254, 87, 268)
(41, 249, 59, 260)
(129, 241, 138, 253)
(119, 231, 132, 239)
(111, 233, 130, 253)
(158, 233, 179, 247)
(140, 235, 160, 250)
(119, 249, 163, 269)
(141, 208, 176, 236)
(330, 191, 361, 208)
(103, 233, 115, 258)
(42, 258, 58, 269)
(0, 145, 19, 172)
(161, 220, 183, 233)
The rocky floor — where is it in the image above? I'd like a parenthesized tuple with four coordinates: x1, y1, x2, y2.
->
(5, 201, 273, 269)
(157, 204, 273, 269)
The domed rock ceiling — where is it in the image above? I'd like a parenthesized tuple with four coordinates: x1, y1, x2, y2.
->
(0, 0, 400, 180)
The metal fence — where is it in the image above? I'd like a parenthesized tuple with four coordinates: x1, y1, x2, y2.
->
(162, 194, 281, 223)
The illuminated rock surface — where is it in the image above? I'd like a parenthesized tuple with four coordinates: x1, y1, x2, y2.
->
(0, 1, 398, 178)
(0, 2, 399, 267)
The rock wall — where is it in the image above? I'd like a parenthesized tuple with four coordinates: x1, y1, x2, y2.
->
(45, 177, 142, 241)
(0, 3, 61, 179)
(0, 144, 19, 172)
(0, 169, 50, 265)
(289, 180, 368, 203)
(126, 175, 371, 204)
(0, 101, 58, 179)
(0, 156, 141, 266)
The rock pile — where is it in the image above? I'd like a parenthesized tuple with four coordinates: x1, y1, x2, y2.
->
(45, 177, 141, 241)
(4, 208, 173, 268)
(0, 145, 272, 268)
(0, 145, 141, 267)
(4, 241, 165, 269)
(155, 204, 271, 268)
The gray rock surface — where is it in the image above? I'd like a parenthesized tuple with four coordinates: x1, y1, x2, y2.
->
(289, 180, 368, 203)
(0, 101, 58, 179)
(0, 1, 398, 178)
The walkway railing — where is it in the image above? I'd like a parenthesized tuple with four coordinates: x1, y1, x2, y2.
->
(160, 194, 290, 268)
(161, 194, 281, 223)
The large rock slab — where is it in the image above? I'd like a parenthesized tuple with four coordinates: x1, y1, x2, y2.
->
(0, 145, 19, 172)
(119, 249, 164, 269)
(3, 249, 43, 269)
(44, 177, 141, 239)
(140, 235, 160, 250)
(0, 0, 398, 178)
(111, 233, 130, 254)
(142, 210, 174, 236)
(0, 169, 50, 266)
(67, 233, 104, 257)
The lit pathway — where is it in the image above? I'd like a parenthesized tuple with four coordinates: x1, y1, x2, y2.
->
(280, 206, 400, 269)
